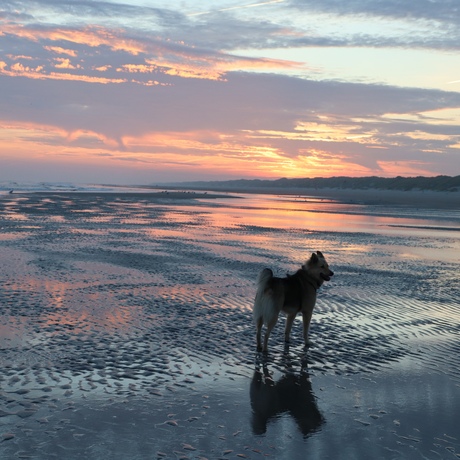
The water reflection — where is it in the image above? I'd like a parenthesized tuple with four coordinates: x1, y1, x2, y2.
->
(189, 193, 460, 235)
(250, 350, 325, 437)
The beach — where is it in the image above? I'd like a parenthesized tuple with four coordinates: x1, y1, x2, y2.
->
(0, 188, 459, 459)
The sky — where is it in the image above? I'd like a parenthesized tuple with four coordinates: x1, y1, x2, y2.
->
(1, 0, 460, 184)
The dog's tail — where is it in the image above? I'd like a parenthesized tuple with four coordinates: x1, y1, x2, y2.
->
(253, 268, 277, 326)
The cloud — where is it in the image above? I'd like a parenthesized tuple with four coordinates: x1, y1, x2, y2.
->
(3, 0, 459, 65)
(160, 1, 460, 51)
(287, 0, 460, 25)
(176, 0, 460, 52)
(1, 70, 459, 174)
(2, 0, 183, 24)
(0, 19, 305, 86)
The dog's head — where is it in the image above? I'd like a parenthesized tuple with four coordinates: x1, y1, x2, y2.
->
(302, 251, 334, 286)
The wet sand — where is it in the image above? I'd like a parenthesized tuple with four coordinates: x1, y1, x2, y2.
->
(0, 190, 459, 459)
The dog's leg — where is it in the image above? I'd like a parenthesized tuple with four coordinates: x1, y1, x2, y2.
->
(256, 317, 263, 352)
(284, 313, 296, 343)
(263, 315, 278, 352)
(302, 310, 314, 346)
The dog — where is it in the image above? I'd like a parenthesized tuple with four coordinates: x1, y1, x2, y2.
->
(253, 251, 334, 352)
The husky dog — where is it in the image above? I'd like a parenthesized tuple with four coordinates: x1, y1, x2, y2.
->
(253, 251, 334, 352)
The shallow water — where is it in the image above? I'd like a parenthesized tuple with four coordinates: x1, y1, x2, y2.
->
(0, 191, 459, 459)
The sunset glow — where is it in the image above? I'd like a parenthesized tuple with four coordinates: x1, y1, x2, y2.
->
(1, 0, 459, 184)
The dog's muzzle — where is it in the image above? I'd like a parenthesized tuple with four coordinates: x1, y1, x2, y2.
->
(321, 271, 334, 281)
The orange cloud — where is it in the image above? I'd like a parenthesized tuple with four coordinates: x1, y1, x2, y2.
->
(7, 54, 33, 60)
(66, 129, 120, 148)
(0, 121, 120, 151)
(220, 55, 304, 72)
(2, 24, 145, 55)
(377, 161, 439, 177)
(44, 46, 78, 57)
(296, 150, 371, 176)
(117, 131, 362, 178)
(0, 121, 396, 179)
(1, 59, 170, 86)
(0, 120, 439, 181)
(117, 64, 157, 73)
(131, 79, 168, 86)
(54, 58, 80, 69)
(144, 53, 302, 81)
(0, 61, 126, 83)
(94, 65, 112, 72)
(2, 22, 303, 83)
(247, 123, 373, 144)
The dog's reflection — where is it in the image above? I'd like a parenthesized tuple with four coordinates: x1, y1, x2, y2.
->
(250, 353, 324, 437)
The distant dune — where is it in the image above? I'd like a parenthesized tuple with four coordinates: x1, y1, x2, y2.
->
(170, 175, 460, 193)
(161, 175, 460, 208)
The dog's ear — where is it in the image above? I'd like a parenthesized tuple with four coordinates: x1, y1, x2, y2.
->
(310, 253, 319, 264)
(316, 250, 324, 258)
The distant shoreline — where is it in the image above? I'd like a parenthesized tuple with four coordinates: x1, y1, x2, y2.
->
(159, 185, 460, 209)
(2, 184, 459, 210)
(0, 189, 241, 201)
(152, 175, 460, 209)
